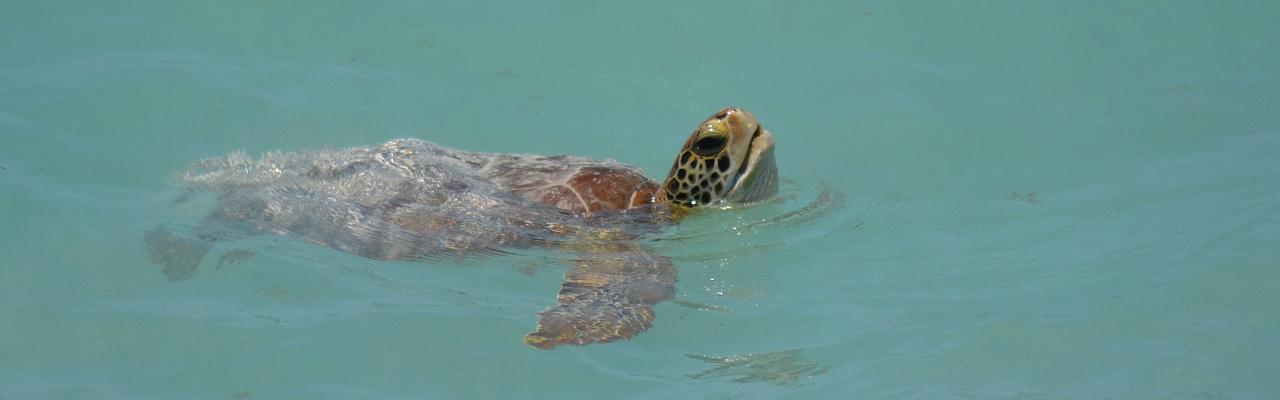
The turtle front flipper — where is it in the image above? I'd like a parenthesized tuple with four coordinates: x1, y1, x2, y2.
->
(524, 245, 676, 349)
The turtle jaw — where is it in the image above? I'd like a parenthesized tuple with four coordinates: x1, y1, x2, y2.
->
(725, 126, 778, 203)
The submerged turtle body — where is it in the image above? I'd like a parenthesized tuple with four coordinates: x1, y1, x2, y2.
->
(179, 139, 663, 260)
(147, 107, 778, 349)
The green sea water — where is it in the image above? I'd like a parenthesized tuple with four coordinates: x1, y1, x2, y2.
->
(2, 1, 1278, 399)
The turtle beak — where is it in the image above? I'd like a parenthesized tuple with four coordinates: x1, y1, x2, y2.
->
(726, 125, 778, 203)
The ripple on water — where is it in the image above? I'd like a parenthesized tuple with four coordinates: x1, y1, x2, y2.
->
(654, 179, 853, 313)
(0, 51, 410, 111)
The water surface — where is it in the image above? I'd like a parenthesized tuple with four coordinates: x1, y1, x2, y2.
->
(2, 1, 1278, 399)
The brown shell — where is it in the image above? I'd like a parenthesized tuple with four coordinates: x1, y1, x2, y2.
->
(479, 155, 660, 215)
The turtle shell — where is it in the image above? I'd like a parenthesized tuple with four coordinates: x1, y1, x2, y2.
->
(178, 138, 664, 260)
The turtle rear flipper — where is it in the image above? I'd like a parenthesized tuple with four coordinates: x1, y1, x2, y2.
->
(143, 225, 213, 281)
(524, 246, 675, 349)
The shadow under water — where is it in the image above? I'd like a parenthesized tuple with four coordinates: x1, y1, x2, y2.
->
(686, 348, 829, 386)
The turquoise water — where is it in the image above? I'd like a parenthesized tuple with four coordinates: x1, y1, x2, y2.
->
(3, 1, 1279, 398)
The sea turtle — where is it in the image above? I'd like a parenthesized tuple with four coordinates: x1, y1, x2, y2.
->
(145, 107, 778, 349)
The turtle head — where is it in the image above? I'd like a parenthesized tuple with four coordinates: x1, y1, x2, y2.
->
(659, 107, 778, 208)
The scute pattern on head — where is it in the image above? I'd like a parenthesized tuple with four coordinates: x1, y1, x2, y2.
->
(665, 148, 735, 206)
(660, 107, 776, 208)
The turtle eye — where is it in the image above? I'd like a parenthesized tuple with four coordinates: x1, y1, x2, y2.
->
(692, 135, 726, 156)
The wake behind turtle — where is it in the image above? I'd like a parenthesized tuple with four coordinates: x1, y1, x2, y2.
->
(146, 107, 779, 349)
